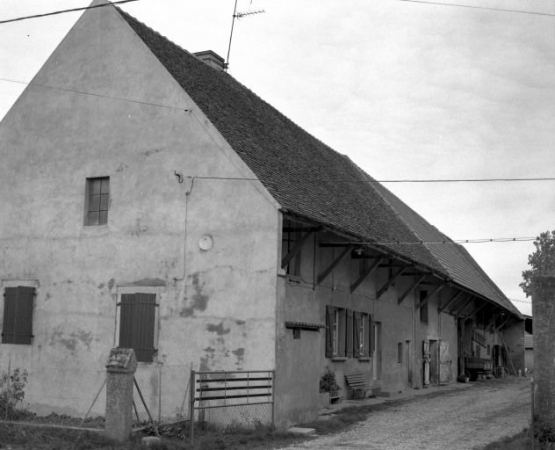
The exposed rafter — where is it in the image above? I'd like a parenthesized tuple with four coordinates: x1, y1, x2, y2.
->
(454, 297, 474, 317)
(350, 257, 385, 294)
(281, 228, 319, 269)
(377, 267, 407, 299)
(464, 301, 489, 319)
(317, 245, 354, 285)
(398, 274, 427, 305)
(416, 282, 446, 309)
(438, 291, 464, 313)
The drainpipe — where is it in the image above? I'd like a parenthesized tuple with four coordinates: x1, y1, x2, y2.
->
(173, 176, 194, 298)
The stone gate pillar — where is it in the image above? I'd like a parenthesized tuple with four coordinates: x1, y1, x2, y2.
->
(105, 348, 138, 442)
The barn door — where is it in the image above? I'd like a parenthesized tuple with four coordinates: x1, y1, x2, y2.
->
(439, 341, 452, 384)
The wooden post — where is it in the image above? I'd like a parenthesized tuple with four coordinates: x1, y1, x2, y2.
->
(189, 369, 195, 442)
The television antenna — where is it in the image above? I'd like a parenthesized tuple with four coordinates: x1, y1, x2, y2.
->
(225, 0, 265, 71)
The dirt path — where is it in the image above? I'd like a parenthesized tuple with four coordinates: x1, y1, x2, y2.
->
(281, 378, 531, 450)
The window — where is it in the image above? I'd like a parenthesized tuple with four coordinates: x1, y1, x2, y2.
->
(281, 219, 301, 277)
(326, 307, 371, 359)
(419, 290, 428, 324)
(118, 293, 158, 362)
(85, 177, 110, 226)
(397, 342, 403, 363)
(2, 286, 35, 345)
(354, 312, 371, 358)
(326, 306, 346, 358)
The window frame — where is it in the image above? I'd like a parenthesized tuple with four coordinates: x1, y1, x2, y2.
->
(327, 306, 371, 360)
(355, 312, 371, 358)
(115, 286, 164, 363)
(84, 176, 110, 226)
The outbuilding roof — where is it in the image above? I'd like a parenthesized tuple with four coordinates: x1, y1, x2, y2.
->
(117, 8, 520, 316)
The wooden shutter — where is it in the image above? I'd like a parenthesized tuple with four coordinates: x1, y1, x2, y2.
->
(119, 293, 157, 362)
(353, 312, 361, 357)
(2, 287, 17, 343)
(325, 306, 334, 358)
(346, 309, 353, 358)
(2, 287, 34, 345)
(16, 287, 34, 344)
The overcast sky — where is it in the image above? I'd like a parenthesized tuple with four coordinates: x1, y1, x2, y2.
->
(2, 0, 554, 315)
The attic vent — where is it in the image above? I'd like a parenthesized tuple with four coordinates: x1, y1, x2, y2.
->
(193, 50, 226, 71)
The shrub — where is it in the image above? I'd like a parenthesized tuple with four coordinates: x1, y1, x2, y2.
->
(0, 368, 28, 419)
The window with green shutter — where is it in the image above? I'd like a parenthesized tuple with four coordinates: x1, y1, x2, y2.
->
(118, 293, 158, 362)
(2, 286, 35, 345)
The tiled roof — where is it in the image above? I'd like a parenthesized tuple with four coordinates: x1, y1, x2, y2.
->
(118, 9, 519, 316)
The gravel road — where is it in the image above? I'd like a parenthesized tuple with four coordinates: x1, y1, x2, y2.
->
(282, 378, 531, 450)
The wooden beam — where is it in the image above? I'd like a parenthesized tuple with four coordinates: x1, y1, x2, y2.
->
(495, 316, 512, 332)
(438, 291, 464, 313)
(485, 311, 502, 330)
(317, 245, 354, 285)
(377, 267, 407, 299)
(350, 257, 384, 294)
(464, 301, 488, 319)
(401, 271, 432, 277)
(398, 274, 427, 305)
(281, 229, 317, 269)
(458, 298, 477, 317)
(416, 283, 446, 309)
(319, 243, 354, 248)
(454, 297, 474, 317)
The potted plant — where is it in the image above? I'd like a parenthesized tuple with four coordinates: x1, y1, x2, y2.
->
(320, 367, 341, 398)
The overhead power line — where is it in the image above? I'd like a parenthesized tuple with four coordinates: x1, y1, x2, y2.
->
(368, 237, 540, 245)
(0, 78, 553, 185)
(0, 0, 139, 25)
(0, 77, 189, 112)
(399, 0, 555, 17)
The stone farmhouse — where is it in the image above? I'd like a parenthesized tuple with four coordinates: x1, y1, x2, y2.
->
(0, 0, 523, 428)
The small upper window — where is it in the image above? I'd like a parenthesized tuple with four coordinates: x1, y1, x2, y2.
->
(85, 177, 110, 226)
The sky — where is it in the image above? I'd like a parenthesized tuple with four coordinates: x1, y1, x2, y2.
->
(1, 0, 554, 316)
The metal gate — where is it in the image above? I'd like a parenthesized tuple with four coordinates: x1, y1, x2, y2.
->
(188, 370, 275, 441)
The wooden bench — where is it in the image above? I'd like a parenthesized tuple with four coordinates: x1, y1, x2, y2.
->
(345, 373, 372, 399)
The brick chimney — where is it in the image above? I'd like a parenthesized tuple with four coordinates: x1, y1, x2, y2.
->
(193, 50, 226, 71)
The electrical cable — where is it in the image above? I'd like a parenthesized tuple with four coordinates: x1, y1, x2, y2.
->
(0, 77, 190, 112)
(1, 78, 553, 186)
(399, 0, 555, 17)
(340, 237, 546, 246)
(0, 0, 140, 25)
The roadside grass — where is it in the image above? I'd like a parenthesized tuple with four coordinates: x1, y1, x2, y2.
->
(481, 428, 555, 450)
(0, 422, 307, 450)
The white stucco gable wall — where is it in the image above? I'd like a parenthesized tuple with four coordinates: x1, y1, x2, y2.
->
(0, 0, 281, 416)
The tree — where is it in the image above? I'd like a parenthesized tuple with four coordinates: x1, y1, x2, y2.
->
(520, 230, 555, 298)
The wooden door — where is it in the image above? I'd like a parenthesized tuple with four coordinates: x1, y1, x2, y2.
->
(440, 341, 452, 384)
